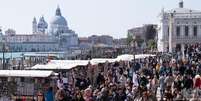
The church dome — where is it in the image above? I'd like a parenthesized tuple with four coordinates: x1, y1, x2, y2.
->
(50, 16, 67, 26)
(49, 6, 68, 26)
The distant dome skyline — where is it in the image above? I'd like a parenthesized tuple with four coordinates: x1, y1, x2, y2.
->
(32, 6, 68, 32)
(1, 0, 201, 38)
(31, 6, 72, 36)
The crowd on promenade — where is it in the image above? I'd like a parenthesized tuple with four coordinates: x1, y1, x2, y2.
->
(33, 44, 201, 101)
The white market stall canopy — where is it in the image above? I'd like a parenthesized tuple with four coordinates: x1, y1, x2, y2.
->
(135, 54, 156, 59)
(31, 63, 77, 70)
(31, 60, 90, 70)
(30, 54, 156, 70)
(116, 54, 156, 61)
(31, 59, 115, 70)
(0, 70, 56, 78)
(50, 60, 90, 66)
(90, 58, 116, 65)
(116, 54, 134, 61)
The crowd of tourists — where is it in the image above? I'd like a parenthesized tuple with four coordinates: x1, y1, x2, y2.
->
(36, 44, 201, 101)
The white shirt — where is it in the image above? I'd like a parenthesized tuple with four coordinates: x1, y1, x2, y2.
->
(62, 77, 68, 84)
(132, 72, 139, 87)
(57, 79, 64, 89)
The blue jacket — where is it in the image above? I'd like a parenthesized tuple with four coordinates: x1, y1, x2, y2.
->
(45, 90, 54, 101)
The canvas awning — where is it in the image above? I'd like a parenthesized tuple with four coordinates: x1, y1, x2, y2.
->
(0, 70, 56, 78)
(90, 58, 116, 65)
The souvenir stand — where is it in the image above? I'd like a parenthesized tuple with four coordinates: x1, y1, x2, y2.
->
(0, 70, 57, 101)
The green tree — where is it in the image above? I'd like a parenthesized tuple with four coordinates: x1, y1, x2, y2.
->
(147, 39, 157, 50)
(127, 32, 133, 46)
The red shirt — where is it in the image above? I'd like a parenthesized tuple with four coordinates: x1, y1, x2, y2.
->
(195, 78, 201, 88)
(22, 96, 26, 101)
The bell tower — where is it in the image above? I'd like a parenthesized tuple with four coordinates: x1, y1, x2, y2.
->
(32, 17, 37, 34)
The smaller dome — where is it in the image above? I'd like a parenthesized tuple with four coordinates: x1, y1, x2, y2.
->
(38, 16, 48, 28)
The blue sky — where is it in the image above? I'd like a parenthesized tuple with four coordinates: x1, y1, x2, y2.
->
(0, 0, 200, 38)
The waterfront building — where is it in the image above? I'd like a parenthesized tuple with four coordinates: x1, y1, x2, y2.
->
(4, 34, 59, 52)
(158, 1, 201, 52)
(0, 6, 78, 52)
(128, 24, 157, 41)
(79, 37, 92, 49)
(113, 38, 127, 48)
(88, 35, 114, 46)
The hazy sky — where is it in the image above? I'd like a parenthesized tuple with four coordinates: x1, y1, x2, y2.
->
(0, 0, 200, 38)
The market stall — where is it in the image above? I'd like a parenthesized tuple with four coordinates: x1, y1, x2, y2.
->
(0, 70, 57, 101)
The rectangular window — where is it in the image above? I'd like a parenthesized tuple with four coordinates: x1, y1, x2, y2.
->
(167, 27, 169, 37)
(185, 26, 189, 36)
(176, 26, 180, 36)
(193, 26, 197, 36)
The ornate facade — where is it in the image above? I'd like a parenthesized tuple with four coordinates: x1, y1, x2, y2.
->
(158, 1, 201, 52)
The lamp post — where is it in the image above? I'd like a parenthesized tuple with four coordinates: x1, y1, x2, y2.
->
(2, 41, 5, 70)
(131, 40, 135, 61)
(0, 36, 7, 70)
(2, 38, 10, 70)
(0, 28, 4, 70)
(21, 53, 24, 70)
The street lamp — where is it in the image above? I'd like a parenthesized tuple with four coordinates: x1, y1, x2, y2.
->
(2, 38, 5, 70)
(21, 53, 24, 69)
(131, 39, 136, 62)
(0, 28, 6, 70)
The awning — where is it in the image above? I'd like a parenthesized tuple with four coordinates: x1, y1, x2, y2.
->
(50, 60, 90, 66)
(116, 54, 156, 61)
(30, 54, 156, 70)
(135, 54, 156, 59)
(0, 70, 56, 78)
(116, 54, 134, 61)
(90, 58, 116, 65)
(31, 60, 90, 70)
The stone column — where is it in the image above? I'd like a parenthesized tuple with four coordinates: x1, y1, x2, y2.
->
(190, 25, 193, 38)
(181, 25, 184, 38)
(169, 13, 174, 53)
(181, 44, 185, 59)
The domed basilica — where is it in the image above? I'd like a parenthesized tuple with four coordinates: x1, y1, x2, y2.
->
(1, 6, 78, 52)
